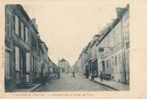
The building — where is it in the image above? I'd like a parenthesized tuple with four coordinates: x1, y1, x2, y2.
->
(5, 5, 35, 91)
(5, 4, 53, 92)
(58, 58, 71, 73)
(74, 34, 100, 76)
(39, 40, 50, 81)
(74, 4, 129, 84)
(97, 4, 129, 84)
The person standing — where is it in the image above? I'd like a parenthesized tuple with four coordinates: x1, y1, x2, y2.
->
(85, 64, 89, 79)
(57, 67, 60, 79)
(100, 71, 103, 81)
(72, 71, 75, 78)
(85, 70, 89, 79)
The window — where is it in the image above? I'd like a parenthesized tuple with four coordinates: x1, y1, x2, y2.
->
(115, 56, 117, 66)
(5, 51, 10, 80)
(24, 26, 26, 41)
(126, 42, 129, 48)
(14, 15, 19, 35)
(8, 14, 12, 38)
(107, 60, 109, 68)
(119, 54, 122, 64)
(102, 61, 105, 72)
(15, 47, 20, 71)
(21, 22, 24, 40)
(6, 12, 11, 38)
(25, 27, 29, 42)
(26, 53, 30, 72)
(18, 19, 21, 37)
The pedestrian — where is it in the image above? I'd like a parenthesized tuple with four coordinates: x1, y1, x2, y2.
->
(85, 68, 89, 79)
(72, 71, 75, 78)
(57, 68, 60, 79)
(86, 71, 89, 79)
(100, 72, 103, 81)
(91, 72, 95, 81)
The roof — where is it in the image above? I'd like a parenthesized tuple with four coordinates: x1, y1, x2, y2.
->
(6, 4, 39, 34)
(96, 5, 129, 46)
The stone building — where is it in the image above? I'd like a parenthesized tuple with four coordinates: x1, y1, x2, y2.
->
(74, 34, 100, 76)
(96, 4, 129, 84)
(5, 4, 52, 91)
(39, 40, 50, 80)
(74, 4, 129, 84)
(5, 5, 35, 91)
(58, 58, 71, 73)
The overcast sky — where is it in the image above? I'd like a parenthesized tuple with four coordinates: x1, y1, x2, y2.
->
(22, 1, 128, 65)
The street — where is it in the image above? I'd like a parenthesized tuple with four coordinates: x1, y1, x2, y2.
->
(34, 73, 114, 91)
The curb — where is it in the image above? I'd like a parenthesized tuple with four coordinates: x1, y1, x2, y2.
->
(30, 84, 41, 92)
(93, 80, 119, 91)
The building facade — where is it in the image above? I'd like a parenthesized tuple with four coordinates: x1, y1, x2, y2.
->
(58, 58, 71, 73)
(74, 4, 129, 84)
(5, 5, 34, 91)
(97, 5, 129, 84)
(5, 4, 54, 91)
(39, 41, 50, 80)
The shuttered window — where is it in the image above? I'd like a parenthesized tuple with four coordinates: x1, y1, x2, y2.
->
(21, 22, 24, 40)
(14, 15, 19, 35)
(15, 47, 20, 71)
(26, 53, 30, 72)
(25, 27, 29, 42)
(5, 51, 10, 80)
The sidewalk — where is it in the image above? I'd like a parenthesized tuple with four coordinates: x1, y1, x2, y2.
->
(13, 83, 41, 92)
(94, 78, 129, 91)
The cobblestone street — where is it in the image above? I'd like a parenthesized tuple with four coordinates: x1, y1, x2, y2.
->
(35, 73, 113, 91)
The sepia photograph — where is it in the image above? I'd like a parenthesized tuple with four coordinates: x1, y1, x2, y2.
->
(4, 2, 130, 92)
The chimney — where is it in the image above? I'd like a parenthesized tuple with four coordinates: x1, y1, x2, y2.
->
(126, 4, 129, 9)
(116, 7, 124, 18)
(32, 18, 38, 30)
(93, 34, 101, 40)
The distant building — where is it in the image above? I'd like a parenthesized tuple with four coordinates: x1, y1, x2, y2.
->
(58, 58, 71, 73)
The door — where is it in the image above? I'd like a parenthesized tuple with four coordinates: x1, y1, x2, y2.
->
(102, 61, 105, 73)
(20, 49, 26, 83)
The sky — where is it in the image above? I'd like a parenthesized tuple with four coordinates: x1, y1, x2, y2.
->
(22, 1, 128, 65)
